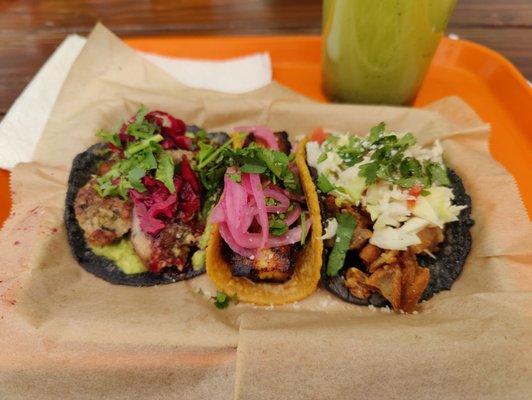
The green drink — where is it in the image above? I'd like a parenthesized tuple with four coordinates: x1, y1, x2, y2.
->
(322, 0, 457, 105)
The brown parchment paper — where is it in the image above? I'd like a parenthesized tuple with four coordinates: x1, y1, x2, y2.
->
(1, 24, 531, 400)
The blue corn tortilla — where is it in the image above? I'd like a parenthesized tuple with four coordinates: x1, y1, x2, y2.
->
(320, 169, 474, 307)
(64, 141, 205, 286)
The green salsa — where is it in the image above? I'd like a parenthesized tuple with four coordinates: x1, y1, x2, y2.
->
(322, 0, 457, 104)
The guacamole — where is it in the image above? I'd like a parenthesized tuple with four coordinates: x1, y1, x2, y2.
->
(91, 239, 148, 274)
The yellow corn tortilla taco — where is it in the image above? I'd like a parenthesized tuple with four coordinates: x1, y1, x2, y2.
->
(205, 130, 322, 305)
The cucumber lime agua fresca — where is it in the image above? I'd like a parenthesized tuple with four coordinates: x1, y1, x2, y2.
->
(322, 0, 457, 105)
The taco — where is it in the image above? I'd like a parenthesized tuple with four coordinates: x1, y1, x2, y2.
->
(205, 126, 322, 305)
(65, 106, 229, 286)
(298, 123, 473, 312)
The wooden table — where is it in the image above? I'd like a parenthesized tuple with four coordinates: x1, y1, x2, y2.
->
(0, 0, 530, 118)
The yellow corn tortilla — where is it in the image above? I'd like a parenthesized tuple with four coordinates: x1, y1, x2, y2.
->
(205, 134, 323, 305)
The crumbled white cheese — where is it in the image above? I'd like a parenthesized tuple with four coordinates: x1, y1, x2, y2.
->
(321, 217, 338, 240)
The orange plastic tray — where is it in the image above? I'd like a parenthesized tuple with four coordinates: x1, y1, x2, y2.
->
(1, 36, 530, 225)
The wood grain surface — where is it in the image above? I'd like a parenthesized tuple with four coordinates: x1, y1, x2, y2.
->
(0, 0, 530, 117)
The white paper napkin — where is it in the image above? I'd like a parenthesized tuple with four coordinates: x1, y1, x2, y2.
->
(0, 35, 272, 170)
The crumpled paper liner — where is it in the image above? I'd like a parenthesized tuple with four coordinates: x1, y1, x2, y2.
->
(0, 24, 530, 399)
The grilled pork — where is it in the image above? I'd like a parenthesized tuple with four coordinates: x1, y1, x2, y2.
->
(74, 179, 132, 246)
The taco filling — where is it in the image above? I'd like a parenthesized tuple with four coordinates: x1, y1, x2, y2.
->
(204, 127, 322, 304)
(65, 106, 229, 285)
(304, 123, 472, 312)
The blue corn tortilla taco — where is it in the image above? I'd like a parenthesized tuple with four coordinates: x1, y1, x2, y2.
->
(64, 106, 229, 286)
(298, 124, 473, 312)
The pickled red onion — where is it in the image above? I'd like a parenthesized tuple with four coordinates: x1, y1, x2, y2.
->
(219, 223, 256, 258)
(284, 203, 301, 227)
(247, 173, 268, 248)
(235, 125, 279, 150)
(210, 170, 311, 258)
(266, 217, 311, 247)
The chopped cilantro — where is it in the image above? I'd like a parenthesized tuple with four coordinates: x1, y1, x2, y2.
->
(368, 122, 385, 143)
(316, 173, 335, 193)
(127, 165, 146, 192)
(314, 123, 451, 190)
(396, 132, 416, 147)
(358, 161, 379, 185)
(94, 105, 179, 199)
(269, 218, 288, 236)
(265, 197, 277, 206)
(155, 151, 175, 192)
(317, 152, 328, 164)
(213, 291, 230, 309)
(427, 162, 450, 186)
(212, 291, 238, 309)
(96, 129, 121, 147)
(240, 163, 267, 174)
(228, 172, 242, 183)
(124, 134, 163, 158)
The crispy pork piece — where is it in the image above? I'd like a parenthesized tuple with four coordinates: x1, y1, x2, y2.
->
(345, 268, 373, 300)
(350, 227, 372, 250)
(365, 264, 402, 310)
(74, 179, 132, 246)
(400, 251, 430, 312)
(359, 244, 382, 266)
(368, 250, 399, 273)
(323, 197, 372, 229)
(410, 226, 445, 254)
(400, 251, 417, 298)
(225, 245, 297, 283)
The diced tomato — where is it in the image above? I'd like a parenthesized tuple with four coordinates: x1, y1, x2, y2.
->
(409, 184, 422, 197)
(407, 183, 422, 209)
(310, 127, 328, 144)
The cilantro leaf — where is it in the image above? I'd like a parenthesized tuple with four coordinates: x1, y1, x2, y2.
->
(316, 173, 335, 193)
(96, 129, 121, 147)
(213, 291, 230, 309)
(265, 197, 278, 206)
(155, 151, 175, 192)
(269, 218, 288, 236)
(317, 152, 328, 164)
(228, 172, 242, 183)
(397, 132, 416, 147)
(127, 165, 146, 192)
(428, 162, 450, 186)
(127, 105, 155, 139)
(124, 134, 163, 158)
(240, 163, 267, 174)
(358, 161, 379, 184)
(136, 148, 157, 171)
(368, 122, 385, 143)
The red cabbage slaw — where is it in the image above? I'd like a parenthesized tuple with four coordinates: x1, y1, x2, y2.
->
(210, 168, 311, 258)
(130, 156, 201, 236)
